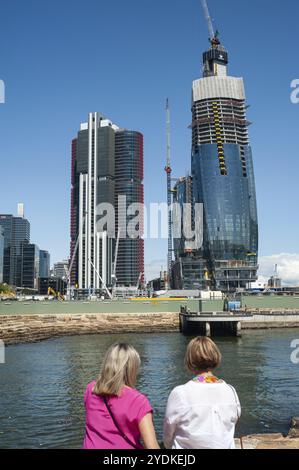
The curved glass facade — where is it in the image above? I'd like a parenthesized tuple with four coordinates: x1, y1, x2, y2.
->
(192, 143, 258, 263)
(192, 143, 258, 290)
(173, 39, 258, 292)
(115, 130, 144, 287)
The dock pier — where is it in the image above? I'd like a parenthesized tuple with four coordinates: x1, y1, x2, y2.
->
(179, 306, 253, 336)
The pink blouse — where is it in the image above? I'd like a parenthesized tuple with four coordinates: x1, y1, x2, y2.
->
(83, 381, 153, 449)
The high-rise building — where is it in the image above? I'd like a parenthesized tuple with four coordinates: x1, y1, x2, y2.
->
(174, 34, 258, 292)
(268, 276, 282, 289)
(53, 259, 69, 281)
(70, 113, 116, 290)
(19, 242, 40, 290)
(0, 227, 4, 283)
(70, 112, 144, 290)
(172, 175, 210, 290)
(39, 250, 50, 278)
(268, 265, 282, 289)
(38, 277, 67, 296)
(0, 207, 30, 286)
(115, 129, 144, 286)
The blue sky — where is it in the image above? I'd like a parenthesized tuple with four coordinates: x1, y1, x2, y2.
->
(0, 0, 298, 282)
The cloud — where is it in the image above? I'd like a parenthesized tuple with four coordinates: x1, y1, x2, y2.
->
(258, 253, 299, 286)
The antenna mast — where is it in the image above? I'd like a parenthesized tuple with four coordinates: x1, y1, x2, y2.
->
(165, 99, 172, 287)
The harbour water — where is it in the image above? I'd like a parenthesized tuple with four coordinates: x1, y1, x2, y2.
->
(0, 329, 299, 448)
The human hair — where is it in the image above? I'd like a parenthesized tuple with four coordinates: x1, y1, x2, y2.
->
(185, 336, 222, 374)
(93, 343, 141, 397)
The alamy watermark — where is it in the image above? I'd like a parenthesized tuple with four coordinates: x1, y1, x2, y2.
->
(290, 339, 299, 365)
(0, 340, 5, 364)
(88, 198, 204, 248)
(0, 79, 5, 104)
(290, 79, 299, 104)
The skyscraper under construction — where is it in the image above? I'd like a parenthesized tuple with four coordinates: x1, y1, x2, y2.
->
(173, 12, 258, 292)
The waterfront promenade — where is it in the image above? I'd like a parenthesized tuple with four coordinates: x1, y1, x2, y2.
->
(1, 310, 299, 345)
(0, 296, 299, 345)
(1, 295, 299, 316)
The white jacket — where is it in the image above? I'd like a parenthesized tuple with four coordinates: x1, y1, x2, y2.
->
(163, 380, 241, 449)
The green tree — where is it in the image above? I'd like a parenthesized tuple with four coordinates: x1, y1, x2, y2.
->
(0, 283, 14, 296)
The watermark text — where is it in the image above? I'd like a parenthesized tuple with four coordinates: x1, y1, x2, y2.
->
(91, 197, 204, 248)
(0, 340, 5, 364)
(290, 339, 299, 364)
(0, 80, 5, 104)
(290, 79, 299, 104)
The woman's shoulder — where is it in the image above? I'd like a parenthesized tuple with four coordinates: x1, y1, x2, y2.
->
(84, 380, 96, 396)
(169, 379, 228, 396)
(86, 380, 97, 390)
(168, 382, 190, 400)
(124, 386, 150, 403)
(84, 380, 97, 404)
(121, 387, 153, 419)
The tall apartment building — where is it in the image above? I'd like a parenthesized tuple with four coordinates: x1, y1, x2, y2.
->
(0, 209, 30, 286)
(39, 250, 50, 278)
(114, 130, 144, 286)
(173, 33, 258, 292)
(53, 259, 69, 280)
(19, 243, 40, 290)
(70, 113, 144, 290)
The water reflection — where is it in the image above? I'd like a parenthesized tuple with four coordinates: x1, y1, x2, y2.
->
(0, 329, 298, 448)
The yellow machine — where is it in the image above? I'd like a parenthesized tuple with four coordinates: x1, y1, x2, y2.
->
(130, 297, 189, 302)
(47, 287, 65, 301)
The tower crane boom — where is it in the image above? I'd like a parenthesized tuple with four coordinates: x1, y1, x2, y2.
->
(165, 99, 172, 286)
(201, 0, 215, 40)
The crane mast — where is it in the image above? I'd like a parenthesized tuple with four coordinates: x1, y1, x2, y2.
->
(200, 0, 220, 47)
(165, 98, 172, 287)
(201, 0, 214, 40)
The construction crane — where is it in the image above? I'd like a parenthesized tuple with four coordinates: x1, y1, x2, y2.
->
(165, 98, 172, 287)
(65, 235, 80, 299)
(111, 228, 121, 297)
(136, 272, 143, 294)
(65, 210, 89, 299)
(88, 257, 113, 300)
(200, 0, 220, 47)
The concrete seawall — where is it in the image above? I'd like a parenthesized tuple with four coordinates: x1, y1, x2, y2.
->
(0, 312, 180, 345)
(243, 312, 299, 330)
(1, 311, 299, 345)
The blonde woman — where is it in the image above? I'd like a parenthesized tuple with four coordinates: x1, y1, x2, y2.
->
(163, 337, 241, 449)
(83, 343, 159, 449)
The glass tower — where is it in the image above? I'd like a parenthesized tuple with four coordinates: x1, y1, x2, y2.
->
(71, 113, 116, 290)
(70, 113, 144, 290)
(190, 37, 258, 292)
(115, 130, 144, 287)
(0, 213, 30, 286)
(39, 250, 50, 278)
(172, 176, 210, 290)
(19, 243, 40, 290)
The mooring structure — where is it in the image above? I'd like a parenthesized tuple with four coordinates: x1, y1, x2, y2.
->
(179, 305, 253, 336)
